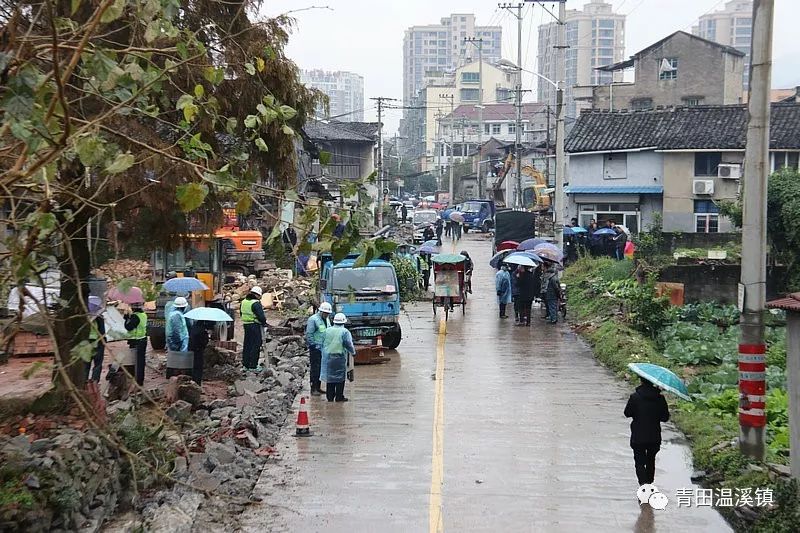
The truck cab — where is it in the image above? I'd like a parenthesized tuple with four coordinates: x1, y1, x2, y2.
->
(318, 254, 402, 349)
(460, 200, 496, 233)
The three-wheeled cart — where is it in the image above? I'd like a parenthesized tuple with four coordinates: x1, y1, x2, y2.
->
(432, 254, 467, 320)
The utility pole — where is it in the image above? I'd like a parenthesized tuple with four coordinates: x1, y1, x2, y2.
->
(545, 104, 551, 186)
(554, 1, 567, 248)
(465, 37, 484, 198)
(528, 0, 567, 245)
(370, 97, 398, 228)
(440, 93, 455, 206)
(738, 0, 774, 461)
(500, 3, 524, 207)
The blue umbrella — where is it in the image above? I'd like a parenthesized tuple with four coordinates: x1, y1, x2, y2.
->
(564, 226, 588, 235)
(163, 277, 209, 293)
(183, 306, 233, 322)
(517, 238, 550, 251)
(503, 253, 537, 267)
(489, 249, 513, 269)
(508, 251, 543, 263)
(628, 363, 691, 401)
(419, 240, 439, 254)
(593, 228, 617, 236)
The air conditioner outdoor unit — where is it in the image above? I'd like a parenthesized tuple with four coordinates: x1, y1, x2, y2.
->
(718, 163, 742, 179)
(693, 179, 715, 195)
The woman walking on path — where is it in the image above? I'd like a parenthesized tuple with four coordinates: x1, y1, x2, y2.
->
(624, 377, 670, 486)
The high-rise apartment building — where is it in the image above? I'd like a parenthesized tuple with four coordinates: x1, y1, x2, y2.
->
(300, 69, 364, 122)
(402, 14, 502, 107)
(537, 0, 625, 119)
(692, 0, 753, 89)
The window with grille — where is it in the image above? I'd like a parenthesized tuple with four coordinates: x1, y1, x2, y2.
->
(694, 200, 720, 233)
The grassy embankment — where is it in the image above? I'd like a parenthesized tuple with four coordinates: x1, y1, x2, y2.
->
(563, 256, 799, 532)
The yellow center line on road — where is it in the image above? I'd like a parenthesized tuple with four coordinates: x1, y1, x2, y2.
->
(429, 239, 457, 532)
(429, 315, 447, 533)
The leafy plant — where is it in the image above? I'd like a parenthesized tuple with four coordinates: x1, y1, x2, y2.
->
(390, 256, 422, 302)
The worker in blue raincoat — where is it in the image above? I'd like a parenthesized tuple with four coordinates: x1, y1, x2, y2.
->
(165, 296, 189, 352)
(320, 313, 356, 403)
(495, 264, 512, 319)
(305, 302, 332, 396)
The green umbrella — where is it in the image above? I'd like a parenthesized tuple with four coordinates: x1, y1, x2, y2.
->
(627, 363, 691, 401)
(431, 254, 466, 265)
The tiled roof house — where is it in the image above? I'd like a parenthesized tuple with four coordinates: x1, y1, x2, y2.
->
(564, 103, 800, 233)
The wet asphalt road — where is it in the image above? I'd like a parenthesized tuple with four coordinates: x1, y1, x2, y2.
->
(239, 234, 730, 533)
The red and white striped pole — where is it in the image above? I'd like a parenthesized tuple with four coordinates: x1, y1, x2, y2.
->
(738, 343, 766, 429)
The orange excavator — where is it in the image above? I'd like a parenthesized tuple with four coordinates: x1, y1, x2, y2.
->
(214, 208, 269, 276)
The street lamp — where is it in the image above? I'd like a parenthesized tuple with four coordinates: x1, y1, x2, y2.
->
(523, 68, 565, 248)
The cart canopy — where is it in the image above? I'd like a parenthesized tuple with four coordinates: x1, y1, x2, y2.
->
(431, 254, 466, 264)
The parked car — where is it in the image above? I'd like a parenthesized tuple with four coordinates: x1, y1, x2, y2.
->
(412, 209, 438, 243)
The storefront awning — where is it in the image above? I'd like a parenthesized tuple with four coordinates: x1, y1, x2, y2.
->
(565, 186, 663, 194)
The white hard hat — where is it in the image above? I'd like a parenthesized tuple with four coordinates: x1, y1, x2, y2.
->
(250, 286, 263, 296)
(333, 313, 347, 325)
(174, 296, 188, 308)
(318, 302, 333, 313)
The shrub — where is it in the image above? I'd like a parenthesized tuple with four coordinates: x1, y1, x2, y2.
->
(390, 256, 421, 302)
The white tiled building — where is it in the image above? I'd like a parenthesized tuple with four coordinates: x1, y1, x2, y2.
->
(301, 70, 365, 122)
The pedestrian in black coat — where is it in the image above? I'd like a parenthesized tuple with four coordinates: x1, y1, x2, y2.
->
(188, 320, 212, 385)
(515, 267, 537, 327)
(435, 219, 443, 246)
(624, 377, 670, 485)
(422, 225, 435, 243)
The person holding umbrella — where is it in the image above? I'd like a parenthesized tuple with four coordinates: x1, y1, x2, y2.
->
(321, 313, 356, 402)
(541, 263, 563, 324)
(123, 299, 148, 386)
(624, 375, 670, 486)
(509, 266, 522, 326)
(435, 218, 444, 246)
(495, 265, 512, 319)
(305, 302, 332, 396)
(515, 266, 537, 327)
(241, 286, 267, 371)
(188, 320, 212, 385)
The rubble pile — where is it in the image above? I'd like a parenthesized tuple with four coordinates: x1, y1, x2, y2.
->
(92, 259, 152, 285)
(224, 270, 316, 312)
(0, 429, 123, 532)
(392, 223, 415, 244)
(136, 334, 309, 531)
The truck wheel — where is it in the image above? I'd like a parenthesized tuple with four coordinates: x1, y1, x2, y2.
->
(149, 327, 166, 351)
(482, 220, 491, 233)
(383, 326, 402, 349)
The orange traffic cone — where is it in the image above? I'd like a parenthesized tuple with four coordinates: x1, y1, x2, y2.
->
(295, 396, 311, 437)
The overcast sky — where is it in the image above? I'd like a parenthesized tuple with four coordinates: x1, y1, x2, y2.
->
(261, 1, 799, 134)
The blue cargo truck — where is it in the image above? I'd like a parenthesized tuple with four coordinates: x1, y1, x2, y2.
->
(460, 200, 496, 233)
(318, 254, 402, 349)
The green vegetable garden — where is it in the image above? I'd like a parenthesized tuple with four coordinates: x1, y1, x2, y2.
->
(564, 257, 799, 531)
